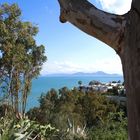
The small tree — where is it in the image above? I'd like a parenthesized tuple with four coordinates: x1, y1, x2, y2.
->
(78, 80, 82, 86)
(89, 80, 100, 86)
(0, 3, 47, 116)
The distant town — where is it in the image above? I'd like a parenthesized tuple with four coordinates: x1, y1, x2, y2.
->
(78, 80, 125, 95)
(77, 80, 126, 106)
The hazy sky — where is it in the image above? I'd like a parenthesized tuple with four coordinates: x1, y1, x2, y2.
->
(0, 0, 132, 75)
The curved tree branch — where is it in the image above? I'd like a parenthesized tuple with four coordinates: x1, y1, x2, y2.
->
(58, 0, 127, 53)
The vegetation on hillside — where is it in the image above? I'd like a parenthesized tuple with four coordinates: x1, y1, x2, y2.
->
(27, 87, 128, 140)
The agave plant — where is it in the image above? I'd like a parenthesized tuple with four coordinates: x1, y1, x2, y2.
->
(60, 118, 87, 140)
(0, 117, 59, 140)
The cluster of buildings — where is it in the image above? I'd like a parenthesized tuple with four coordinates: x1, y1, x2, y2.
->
(78, 80, 126, 106)
(78, 80, 125, 96)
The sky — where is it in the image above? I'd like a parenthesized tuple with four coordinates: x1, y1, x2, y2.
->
(0, 0, 132, 75)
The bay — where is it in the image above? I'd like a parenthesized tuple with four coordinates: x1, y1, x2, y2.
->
(26, 76, 123, 111)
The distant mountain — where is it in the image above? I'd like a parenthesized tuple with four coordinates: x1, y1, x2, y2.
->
(73, 71, 122, 77)
(46, 71, 122, 77)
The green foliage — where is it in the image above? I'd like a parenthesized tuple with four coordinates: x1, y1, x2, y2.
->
(0, 3, 47, 115)
(108, 87, 119, 95)
(88, 112, 128, 140)
(0, 117, 13, 140)
(89, 80, 101, 86)
(27, 87, 127, 139)
(78, 80, 82, 86)
(0, 117, 58, 140)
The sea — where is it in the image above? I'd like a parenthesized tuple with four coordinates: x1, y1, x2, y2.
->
(26, 76, 123, 111)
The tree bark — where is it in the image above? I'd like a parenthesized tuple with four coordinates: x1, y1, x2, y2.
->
(58, 0, 140, 139)
(121, 1, 140, 139)
(58, 0, 126, 52)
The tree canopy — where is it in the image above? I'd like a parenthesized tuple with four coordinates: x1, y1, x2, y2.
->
(27, 87, 127, 140)
(0, 3, 47, 115)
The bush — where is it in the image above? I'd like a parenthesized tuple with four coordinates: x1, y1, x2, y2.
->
(27, 87, 127, 139)
(88, 112, 128, 140)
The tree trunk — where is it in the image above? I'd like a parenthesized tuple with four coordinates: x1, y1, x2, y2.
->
(58, 0, 140, 139)
(120, 4, 140, 139)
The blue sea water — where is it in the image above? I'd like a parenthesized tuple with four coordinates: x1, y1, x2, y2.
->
(26, 76, 123, 111)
